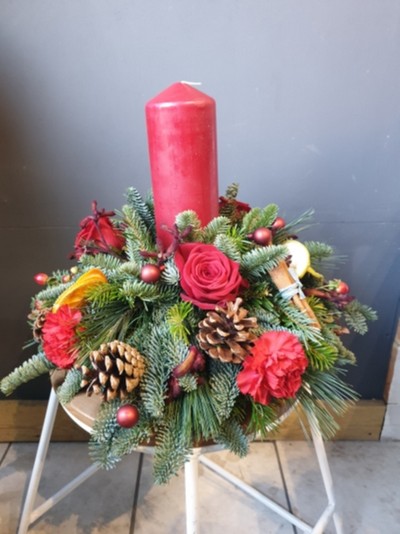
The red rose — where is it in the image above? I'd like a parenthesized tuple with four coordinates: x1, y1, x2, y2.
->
(42, 305, 82, 368)
(237, 331, 308, 405)
(175, 243, 246, 310)
(73, 201, 125, 259)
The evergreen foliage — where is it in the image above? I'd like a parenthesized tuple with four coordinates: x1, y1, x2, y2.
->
(56, 368, 83, 405)
(240, 245, 289, 280)
(214, 233, 242, 261)
(201, 216, 231, 243)
(0, 353, 54, 396)
(344, 301, 378, 335)
(1, 184, 377, 485)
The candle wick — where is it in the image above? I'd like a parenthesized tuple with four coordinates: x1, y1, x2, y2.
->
(180, 80, 202, 86)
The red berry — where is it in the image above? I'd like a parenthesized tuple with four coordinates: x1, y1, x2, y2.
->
(271, 216, 286, 231)
(336, 281, 350, 295)
(116, 405, 140, 428)
(253, 227, 272, 246)
(33, 273, 49, 285)
(140, 264, 161, 284)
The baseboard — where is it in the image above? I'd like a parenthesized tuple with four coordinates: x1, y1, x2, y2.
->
(0, 399, 385, 442)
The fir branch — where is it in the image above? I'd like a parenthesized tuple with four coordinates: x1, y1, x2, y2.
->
(240, 207, 263, 235)
(175, 210, 202, 240)
(304, 241, 334, 264)
(259, 204, 279, 228)
(178, 374, 199, 393)
(240, 245, 288, 280)
(208, 359, 241, 420)
(140, 326, 171, 418)
(122, 204, 154, 253)
(35, 283, 70, 304)
(109, 416, 153, 458)
(56, 368, 83, 405)
(125, 187, 156, 238)
(86, 283, 122, 308)
(161, 259, 180, 286)
(297, 368, 358, 439)
(153, 414, 190, 484)
(214, 233, 242, 261)
(273, 296, 322, 345)
(201, 216, 231, 243)
(273, 209, 315, 244)
(79, 254, 124, 275)
(215, 418, 249, 457)
(121, 279, 161, 305)
(0, 353, 54, 396)
(118, 261, 142, 277)
(89, 399, 122, 469)
(343, 300, 378, 335)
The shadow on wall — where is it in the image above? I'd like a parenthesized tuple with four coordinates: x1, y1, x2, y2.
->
(0, 80, 55, 400)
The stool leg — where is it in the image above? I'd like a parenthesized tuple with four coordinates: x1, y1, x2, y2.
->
(18, 388, 59, 534)
(308, 413, 343, 534)
(184, 449, 200, 534)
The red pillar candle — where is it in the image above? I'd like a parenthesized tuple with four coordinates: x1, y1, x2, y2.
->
(145, 82, 219, 248)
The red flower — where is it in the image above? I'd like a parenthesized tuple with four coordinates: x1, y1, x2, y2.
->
(72, 201, 125, 259)
(175, 243, 246, 310)
(237, 331, 308, 405)
(42, 305, 82, 368)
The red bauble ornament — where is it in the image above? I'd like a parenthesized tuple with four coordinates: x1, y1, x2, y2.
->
(140, 264, 161, 284)
(271, 216, 286, 231)
(116, 404, 140, 428)
(253, 227, 272, 246)
(33, 273, 49, 285)
(335, 281, 350, 295)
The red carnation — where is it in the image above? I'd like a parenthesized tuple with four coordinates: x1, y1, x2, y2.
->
(237, 331, 308, 405)
(42, 305, 82, 368)
(72, 201, 125, 259)
(175, 243, 247, 310)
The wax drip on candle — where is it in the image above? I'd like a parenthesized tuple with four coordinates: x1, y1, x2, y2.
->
(180, 80, 202, 86)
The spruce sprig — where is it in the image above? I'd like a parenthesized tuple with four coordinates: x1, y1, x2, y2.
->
(0, 353, 54, 396)
(343, 300, 378, 335)
(125, 187, 156, 238)
(56, 368, 83, 405)
(240, 245, 288, 280)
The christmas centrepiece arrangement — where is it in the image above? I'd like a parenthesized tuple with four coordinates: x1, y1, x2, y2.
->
(0, 83, 376, 484)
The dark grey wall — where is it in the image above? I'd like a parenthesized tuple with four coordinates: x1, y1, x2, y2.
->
(1, 1, 398, 399)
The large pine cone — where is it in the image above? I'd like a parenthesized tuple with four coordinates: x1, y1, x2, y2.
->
(81, 341, 145, 401)
(197, 298, 257, 363)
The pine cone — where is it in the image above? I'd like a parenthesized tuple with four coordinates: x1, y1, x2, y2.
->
(28, 308, 50, 342)
(81, 341, 146, 401)
(197, 298, 257, 363)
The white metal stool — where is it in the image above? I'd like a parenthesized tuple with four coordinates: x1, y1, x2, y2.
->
(18, 387, 343, 534)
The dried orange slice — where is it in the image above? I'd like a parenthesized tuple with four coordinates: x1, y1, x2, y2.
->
(52, 268, 107, 312)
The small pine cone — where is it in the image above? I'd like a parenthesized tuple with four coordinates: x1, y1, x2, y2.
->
(197, 298, 257, 364)
(28, 308, 50, 342)
(81, 340, 146, 401)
